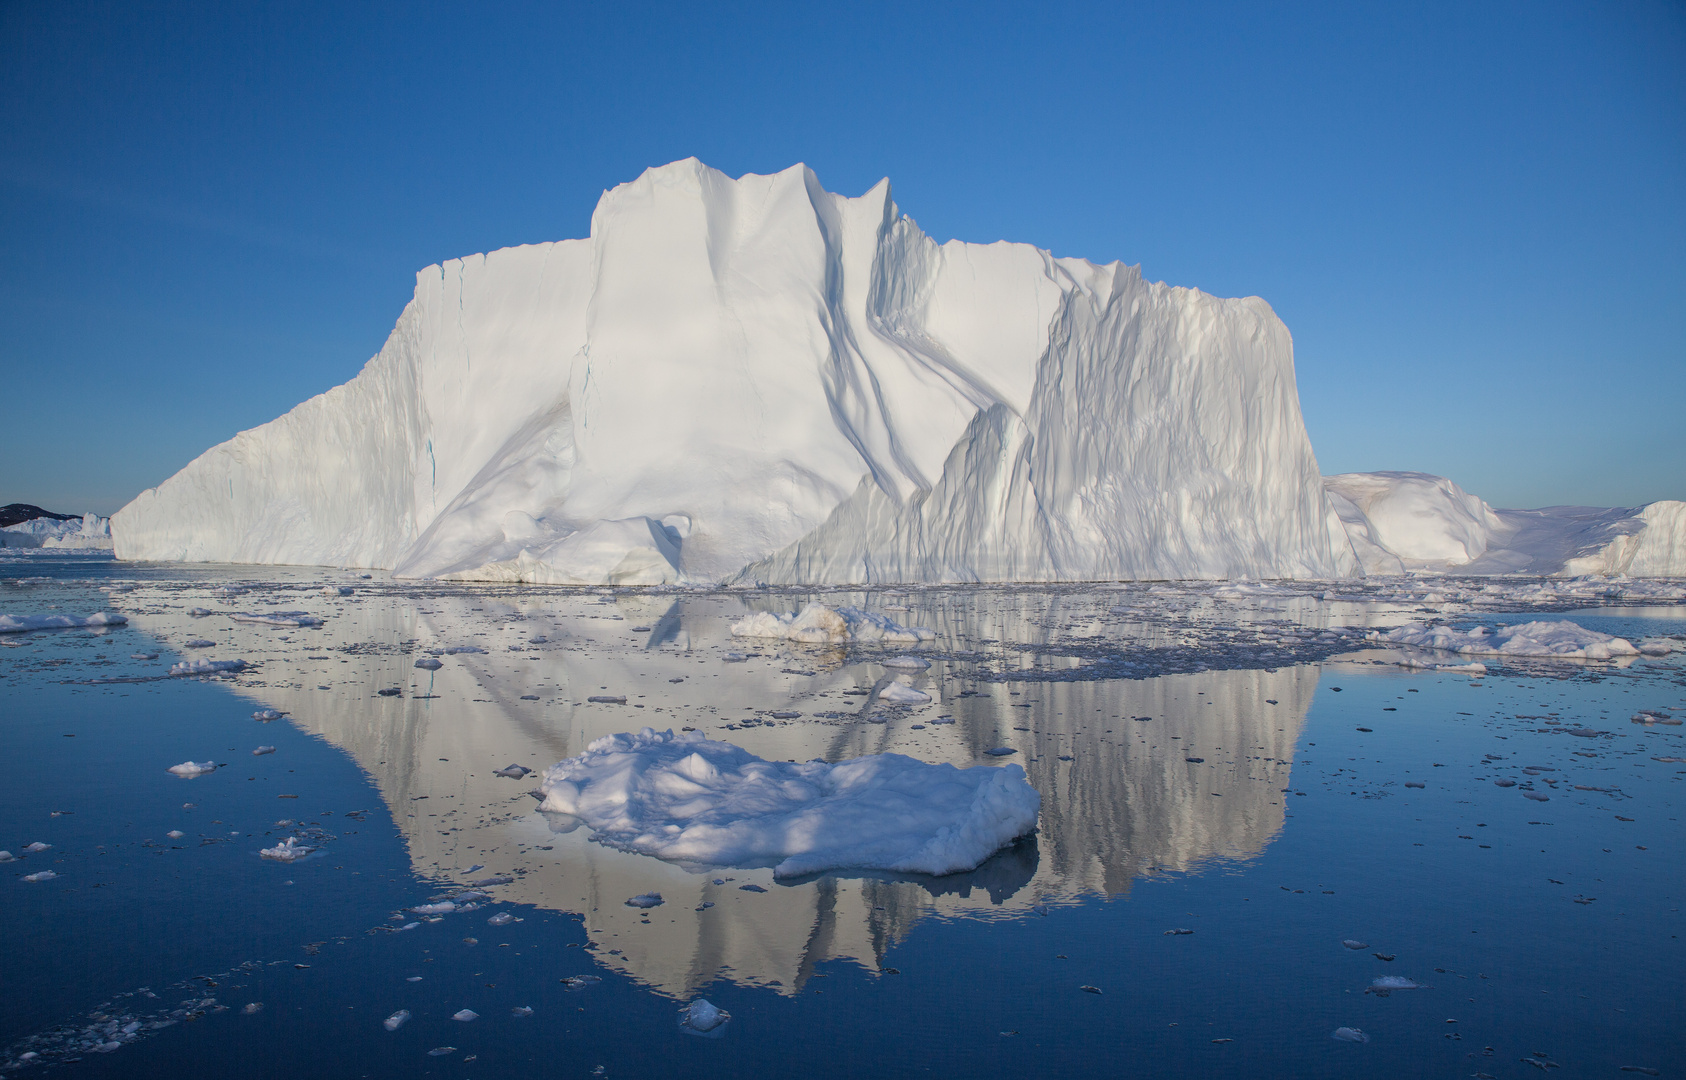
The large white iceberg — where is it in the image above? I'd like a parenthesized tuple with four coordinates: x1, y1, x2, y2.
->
(537, 728, 1041, 877)
(112, 158, 1355, 584)
(1325, 472, 1685, 577)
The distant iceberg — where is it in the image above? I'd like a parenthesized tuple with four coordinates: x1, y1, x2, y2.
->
(1, 512, 113, 550)
(538, 728, 1040, 877)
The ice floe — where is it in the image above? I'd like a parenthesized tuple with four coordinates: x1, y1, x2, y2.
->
(170, 658, 247, 676)
(259, 837, 316, 861)
(539, 727, 1040, 877)
(167, 761, 218, 777)
(1372, 620, 1639, 660)
(0, 611, 127, 633)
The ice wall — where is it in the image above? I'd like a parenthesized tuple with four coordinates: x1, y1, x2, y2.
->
(114, 159, 1356, 583)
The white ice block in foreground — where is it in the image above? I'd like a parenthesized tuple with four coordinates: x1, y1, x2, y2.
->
(1374, 620, 1639, 660)
(538, 728, 1040, 877)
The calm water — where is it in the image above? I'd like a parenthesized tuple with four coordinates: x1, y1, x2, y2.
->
(2, 555, 1681, 1078)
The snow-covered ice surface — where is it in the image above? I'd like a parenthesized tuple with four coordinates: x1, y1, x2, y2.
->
(112, 159, 1356, 584)
(539, 728, 1040, 877)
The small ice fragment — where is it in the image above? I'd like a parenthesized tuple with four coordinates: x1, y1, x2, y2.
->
(878, 682, 931, 705)
(242, 1002, 264, 1014)
(470, 875, 512, 887)
(625, 892, 664, 908)
(1494, 779, 1517, 788)
(451, 1009, 478, 1022)
(1404, 781, 1425, 788)
(253, 709, 283, 721)
(186, 639, 215, 648)
(488, 912, 515, 926)
(401, 922, 419, 931)
(1331, 1026, 1369, 1043)
(24, 841, 50, 852)
(739, 883, 767, 893)
(723, 652, 747, 662)
(406, 976, 423, 982)
(253, 746, 276, 756)
(985, 747, 1016, 756)
(1341, 940, 1367, 950)
(587, 695, 627, 704)
(1370, 976, 1419, 989)
(168, 761, 218, 777)
(383, 1009, 411, 1031)
(1523, 792, 1550, 802)
(131, 652, 159, 660)
(414, 658, 442, 670)
(881, 655, 930, 670)
(561, 976, 602, 991)
(1184, 756, 1205, 763)
(0, 851, 11, 862)
(22, 870, 58, 882)
(493, 764, 530, 778)
(167, 830, 184, 839)
(260, 837, 316, 861)
(680, 998, 728, 1034)
(511, 1006, 534, 1017)
(1080, 985, 1102, 994)
(1163, 928, 1194, 935)
(426, 1047, 455, 1056)
(171, 658, 245, 675)
(411, 901, 457, 915)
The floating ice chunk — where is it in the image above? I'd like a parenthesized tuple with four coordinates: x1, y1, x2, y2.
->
(243, 1002, 264, 1014)
(494, 764, 531, 778)
(469, 875, 512, 886)
(383, 1009, 411, 1030)
(1370, 976, 1419, 990)
(679, 998, 729, 1036)
(414, 657, 442, 670)
(252, 746, 276, 756)
(25, 841, 50, 852)
(22, 870, 57, 882)
(1404, 781, 1425, 789)
(731, 604, 935, 644)
(624, 893, 664, 909)
(1331, 1026, 1370, 1043)
(323, 585, 354, 596)
(878, 681, 931, 705)
(561, 976, 601, 991)
(1637, 638, 1676, 656)
(512, 1005, 534, 1017)
(985, 747, 1017, 757)
(185, 639, 216, 648)
(131, 652, 159, 660)
(0, 611, 128, 633)
(412, 901, 457, 915)
(1341, 940, 1367, 950)
(427, 1047, 455, 1056)
(168, 761, 218, 777)
(443, 645, 484, 654)
(539, 727, 1040, 877)
(451, 1009, 478, 1022)
(167, 830, 184, 839)
(252, 709, 283, 721)
(1523, 792, 1550, 802)
(487, 912, 516, 926)
(230, 611, 323, 628)
(187, 607, 213, 617)
(170, 658, 246, 676)
(260, 837, 316, 861)
(1373, 620, 1639, 660)
(881, 655, 931, 670)
(587, 695, 627, 704)
(0, 851, 11, 862)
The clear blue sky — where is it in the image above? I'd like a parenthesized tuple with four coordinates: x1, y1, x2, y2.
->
(3, 0, 1681, 515)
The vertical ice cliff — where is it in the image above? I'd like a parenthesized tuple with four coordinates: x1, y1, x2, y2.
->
(114, 158, 1358, 583)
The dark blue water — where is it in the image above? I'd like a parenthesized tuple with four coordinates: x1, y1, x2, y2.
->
(2, 561, 1680, 1078)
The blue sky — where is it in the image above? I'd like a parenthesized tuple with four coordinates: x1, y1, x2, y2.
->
(3, 0, 1681, 514)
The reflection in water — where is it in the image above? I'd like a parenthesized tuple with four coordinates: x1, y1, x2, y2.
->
(125, 586, 1312, 998)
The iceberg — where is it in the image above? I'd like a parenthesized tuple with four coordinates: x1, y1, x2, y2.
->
(1326, 472, 1686, 577)
(112, 158, 1355, 584)
(537, 727, 1041, 877)
(1, 512, 113, 550)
